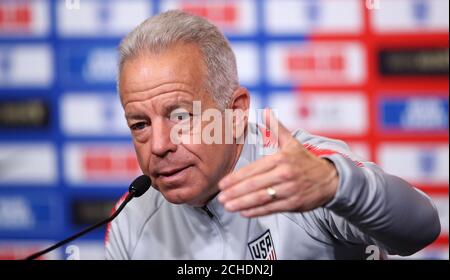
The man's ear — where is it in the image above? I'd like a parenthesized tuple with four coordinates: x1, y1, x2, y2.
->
(228, 87, 250, 142)
(230, 87, 250, 111)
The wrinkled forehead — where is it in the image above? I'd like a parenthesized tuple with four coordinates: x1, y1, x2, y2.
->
(119, 43, 207, 97)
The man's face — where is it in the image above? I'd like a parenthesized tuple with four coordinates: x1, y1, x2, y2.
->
(119, 43, 235, 207)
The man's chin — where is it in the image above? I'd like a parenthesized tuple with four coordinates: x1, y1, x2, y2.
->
(160, 187, 200, 205)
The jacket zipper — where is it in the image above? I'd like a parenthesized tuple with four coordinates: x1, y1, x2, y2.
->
(202, 205, 214, 219)
(201, 205, 226, 258)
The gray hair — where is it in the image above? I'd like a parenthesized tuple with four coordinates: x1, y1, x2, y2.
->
(118, 10, 239, 109)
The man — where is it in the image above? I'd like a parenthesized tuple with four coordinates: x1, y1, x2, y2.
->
(105, 10, 440, 259)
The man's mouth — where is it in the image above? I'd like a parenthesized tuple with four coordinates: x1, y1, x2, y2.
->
(157, 165, 193, 182)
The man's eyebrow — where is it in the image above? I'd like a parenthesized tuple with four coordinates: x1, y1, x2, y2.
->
(163, 100, 193, 113)
(125, 113, 148, 120)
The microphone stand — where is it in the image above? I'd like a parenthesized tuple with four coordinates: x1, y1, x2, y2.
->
(24, 191, 135, 260)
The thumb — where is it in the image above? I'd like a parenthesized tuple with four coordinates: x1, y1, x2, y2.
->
(262, 108, 294, 148)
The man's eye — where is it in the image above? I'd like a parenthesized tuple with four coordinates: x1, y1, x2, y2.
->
(130, 122, 147, 131)
(170, 111, 192, 122)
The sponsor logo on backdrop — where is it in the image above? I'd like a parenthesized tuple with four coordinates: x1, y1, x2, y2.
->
(71, 198, 116, 226)
(378, 143, 449, 186)
(380, 96, 448, 133)
(379, 48, 449, 76)
(57, 0, 151, 36)
(0, 197, 35, 230)
(60, 45, 117, 86)
(0, 99, 50, 129)
(160, 0, 256, 35)
(265, 0, 362, 34)
(267, 42, 365, 86)
(0, 143, 57, 185)
(0, 45, 52, 87)
(64, 143, 141, 185)
(268, 92, 367, 136)
(61, 93, 129, 136)
(65, 0, 81, 10)
(372, 0, 449, 33)
(0, 0, 49, 36)
(365, 0, 381, 10)
(82, 48, 117, 83)
(0, 194, 62, 237)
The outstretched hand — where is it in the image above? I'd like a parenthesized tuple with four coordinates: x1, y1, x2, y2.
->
(218, 113, 339, 218)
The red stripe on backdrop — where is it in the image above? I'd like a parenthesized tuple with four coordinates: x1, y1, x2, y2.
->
(374, 78, 448, 92)
(359, 1, 378, 172)
(369, 33, 448, 48)
(375, 134, 449, 142)
(372, 139, 449, 144)
(376, 91, 449, 98)
(416, 186, 449, 196)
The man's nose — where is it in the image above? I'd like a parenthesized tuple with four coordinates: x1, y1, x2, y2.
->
(151, 118, 177, 157)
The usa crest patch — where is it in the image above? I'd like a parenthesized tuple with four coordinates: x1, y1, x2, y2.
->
(248, 229, 277, 260)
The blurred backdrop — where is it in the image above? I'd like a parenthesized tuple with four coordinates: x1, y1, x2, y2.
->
(0, 0, 448, 260)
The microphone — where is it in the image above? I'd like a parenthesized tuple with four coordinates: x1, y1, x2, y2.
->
(25, 175, 151, 260)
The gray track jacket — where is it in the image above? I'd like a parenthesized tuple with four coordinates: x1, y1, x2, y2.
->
(105, 123, 440, 259)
